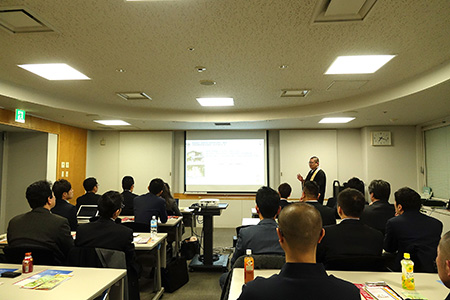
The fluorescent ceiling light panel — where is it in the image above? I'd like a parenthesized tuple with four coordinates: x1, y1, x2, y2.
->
(325, 55, 395, 74)
(196, 98, 234, 107)
(94, 120, 130, 126)
(319, 117, 355, 123)
(18, 63, 90, 80)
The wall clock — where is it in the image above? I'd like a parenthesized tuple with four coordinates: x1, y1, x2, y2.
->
(371, 131, 392, 146)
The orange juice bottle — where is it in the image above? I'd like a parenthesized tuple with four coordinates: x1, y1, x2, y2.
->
(401, 253, 415, 290)
(244, 249, 254, 284)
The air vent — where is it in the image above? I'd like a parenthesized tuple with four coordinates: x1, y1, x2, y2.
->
(0, 8, 55, 33)
(116, 92, 152, 101)
(327, 80, 368, 91)
(281, 89, 310, 98)
(313, 0, 377, 23)
(214, 123, 231, 126)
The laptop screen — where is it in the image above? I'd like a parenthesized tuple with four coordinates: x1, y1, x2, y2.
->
(77, 205, 98, 218)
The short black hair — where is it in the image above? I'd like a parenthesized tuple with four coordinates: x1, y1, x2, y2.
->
(98, 191, 123, 218)
(149, 178, 164, 195)
(26, 180, 53, 209)
(343, 177, 365, 195)
(303, 181, 319, 199)
(337, 188, 366, 218)
(394, 187, 422, 211)
(256, 186, 280, 218)
(368, 179, 391, 202)
(52, 179, 72, 199)
(83, 177, 98, 192)
(122, 176, 134, 190)
(278, 183, 292, 199)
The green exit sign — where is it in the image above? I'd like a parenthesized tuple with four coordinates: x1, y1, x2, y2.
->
(15, 109, 26, 123)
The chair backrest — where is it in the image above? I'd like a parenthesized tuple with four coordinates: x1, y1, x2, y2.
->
(407, 244, 438, 273)
(324, 255, 388, 272)
(121, 221, 150, 232)
(233, 254, 286, 269)
(4, 245, 58, 265)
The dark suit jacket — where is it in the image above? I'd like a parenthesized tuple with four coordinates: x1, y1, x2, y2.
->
(384, 210, 442, 272)
(280, 199, 291, 210)
(76, 192, 100, 210)
(7, 207, 74, 262)
(237, 263, 360, 300)
(317, 219, 383, 264)
(305, 201, 336, 226)
(52, 198, 78, 231)
(133, 192, 168, 224)
(360, 200, 395, 235)
(120, 190, 137, 216)
(231, 218, 284, 266)
(305, 168, 326, 204)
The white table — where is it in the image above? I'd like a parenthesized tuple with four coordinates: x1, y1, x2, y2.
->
(0, 263, 126, 300)
(228, 268, 449, 300)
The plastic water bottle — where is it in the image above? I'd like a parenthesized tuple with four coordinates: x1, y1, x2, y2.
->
(151, 216, 158, 238)
(401, 252, 415, 290)
(244, 249, 254, 284)
(22, 252, 33, 273)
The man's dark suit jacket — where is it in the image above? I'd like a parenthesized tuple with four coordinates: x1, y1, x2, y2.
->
(52, 198, 78, 231)
(133, 192, 168, 224)
(317, 219, 383, 264)
(231, 218, 284, 266)
(384, 210, 442, 272)
(305, 201, 336, 226)
(237, 263, 360, 300)
(120, 190, 137, 216)
(7, 207, 74, 262)
(360, 200, 395, 235)
(76, 192, 100, 210)
(279, 199, 291, 210)
(305, 168, 326, 204)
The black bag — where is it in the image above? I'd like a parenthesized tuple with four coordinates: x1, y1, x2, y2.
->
(180, 238, 200, 260)
(161, 256, 189, 293)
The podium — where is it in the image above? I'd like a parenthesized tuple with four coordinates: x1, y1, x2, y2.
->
(189, 203, 228, 271)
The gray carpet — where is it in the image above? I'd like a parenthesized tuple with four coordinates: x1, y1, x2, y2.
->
(140, 228, 235, 300)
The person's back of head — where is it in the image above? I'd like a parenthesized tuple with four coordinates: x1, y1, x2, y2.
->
(122, 176, 134, 190)
(83, 177, 98, 193)
(26, 180, 53, 209)
(52, 179, 72, 200)
(343, 177, 365, 195)
(256, 186, 280, 219)
(278, 202, 322, 253)
(160, 182, 174, 201)
(149, 178, 164, 195)
(98, 191, 123, 218)
(337, 188, 366, 218)
(278, 183, 292, 199)
(368, 179, 391, 202)
(437, 231, 450, 288)
(303, 181, 319, 200)
(394, 187, 422, 211)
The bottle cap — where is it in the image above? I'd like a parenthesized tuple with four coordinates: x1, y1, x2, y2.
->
(246, 249, 252, 255)
(404, 253, 410, 259)
(25, 252, 31, 256)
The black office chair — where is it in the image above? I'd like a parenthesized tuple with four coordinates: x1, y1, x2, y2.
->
(3, 244, 58, 265)
(324, 255, 389, 272)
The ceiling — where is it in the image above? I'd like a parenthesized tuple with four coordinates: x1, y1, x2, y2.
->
(0, 0, 449, 131)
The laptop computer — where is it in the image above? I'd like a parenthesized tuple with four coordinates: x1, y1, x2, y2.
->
(76, 205, 99, 219)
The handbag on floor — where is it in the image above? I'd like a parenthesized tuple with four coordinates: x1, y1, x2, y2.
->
(161, 255, 189, 293)
(180, 236, 200, 260)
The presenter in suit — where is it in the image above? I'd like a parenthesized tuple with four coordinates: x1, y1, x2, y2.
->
(7, 180, 74, 263)
(237, 203, 360, 300)
(436, 231, 450, 300)
(120, 176, 138, 216)
(133, 178, 168, 224)
(76, 177, 100, 210)
(297, 156, 326, 204)
(300, 181, 336, 226)
(51, 179, 78, 231)
(317, 188, 383, 265)
(75, 191, 140, 300)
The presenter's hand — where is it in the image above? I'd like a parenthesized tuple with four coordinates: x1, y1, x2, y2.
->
(297, 173, 304, 182)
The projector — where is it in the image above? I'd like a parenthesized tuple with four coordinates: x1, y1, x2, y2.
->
(199, 198, 220, 208)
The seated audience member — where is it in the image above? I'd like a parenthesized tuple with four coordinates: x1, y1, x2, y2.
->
(76, 177, 100, 210)
(237, 203, 360, 300)
(278, 182, 292, 210)
(134, 178, 168, 224)
(7, 180, 74, 263)
(300, 181, 335, 226)
(317, 188, 383, 264)
(120, 176, 137, 216)
(360, 179, 395, 234)
(344, 177, 365, 196)
(75, 191, 140, 300)
(161, 182, 181, 216)
(437, 231, 450, 299)
(384, 187, 442, 272)
(52, 179, 78, 231)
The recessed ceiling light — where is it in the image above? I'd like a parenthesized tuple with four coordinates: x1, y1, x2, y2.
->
(196, 98, 234, 107)
(18, 63, 90, 80)
(325, 55, 395, 74)
(94, 120, 131, 126)
(116, 68, 126, 73)
(199, 80, 216, 86)
(195, 66, 207, 72)
(319, 117, 355, 124)
(279, 65, 289, 69)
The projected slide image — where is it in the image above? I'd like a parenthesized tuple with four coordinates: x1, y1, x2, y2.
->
(186, 150, 205, 177)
